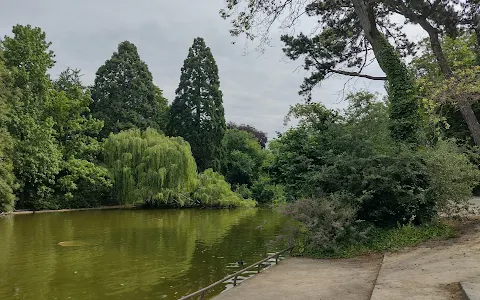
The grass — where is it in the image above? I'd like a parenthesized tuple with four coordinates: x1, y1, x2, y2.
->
(298, 220, 457, 259)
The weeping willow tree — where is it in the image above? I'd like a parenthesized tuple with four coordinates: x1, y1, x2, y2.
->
(104, 128, 198, 206)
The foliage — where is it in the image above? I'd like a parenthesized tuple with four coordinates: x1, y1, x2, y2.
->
(154, 85, 169, 133)
(167, 37, 226, 171)
(418, 140, 480, 215)
(47, 68, 112, 207)
(295, 221, 455, 258)
(0, 51, 16, 212)
(283, 194, 369, 256)
(351, 151, 435, 227)
(50, 68, 104, 160)
(250, 175, 286, 205)
(193, 169, 256, 208)
(54, 159, 112, 208)
(411, 35, 478, 82)
(104, 128, 198, 206)
(271, 92, 436, 227)
(342, 91, 393, 154)
(413, 34, 480, 144)
(227, 122, 268, 148)
(91, 41, 165, 138)
(221, 128, 266, 187)
(2, 25, 62, 209)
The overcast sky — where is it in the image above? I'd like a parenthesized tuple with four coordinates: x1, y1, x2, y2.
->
(0, 0, 415, 138)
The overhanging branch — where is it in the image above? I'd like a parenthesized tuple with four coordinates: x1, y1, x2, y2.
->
(328, 68, 387, 80)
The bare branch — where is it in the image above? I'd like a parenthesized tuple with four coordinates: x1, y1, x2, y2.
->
(328, 69, 387, 80)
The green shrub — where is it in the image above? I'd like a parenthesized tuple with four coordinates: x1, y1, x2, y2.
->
(193, 169, 256, 208)
(233, 184, 252, 199)
(353, 152, 436, 228)
(304, 221, 455, 258)
(251, 175, 286, 205)
(55, 158, 112, 208)
(283, 193, 369, 255)
(420, 140, 480, 215)
(298, 150, 435, 228)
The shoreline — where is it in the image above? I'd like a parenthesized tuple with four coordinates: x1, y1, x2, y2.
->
(6, 204, 138, 215)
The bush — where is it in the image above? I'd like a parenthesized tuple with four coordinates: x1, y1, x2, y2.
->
(299, 150, 435, 228)
(353, 152, 436, 228)
(55, 158, 112, 208)
(233, 184, 252, 199)
(420, 140, 480, 215)
(193, 169, 256, 208)
(250, 175, 286, 205)
(303, 221, 455, 258)
(283, 193, 369, 255)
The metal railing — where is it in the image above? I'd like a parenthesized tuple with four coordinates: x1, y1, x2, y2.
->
(179, 246, 294, 300)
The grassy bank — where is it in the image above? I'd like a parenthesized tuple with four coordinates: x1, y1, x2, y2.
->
(296, 221, 457, 259)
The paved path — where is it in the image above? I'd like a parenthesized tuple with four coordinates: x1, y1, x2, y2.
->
(214, 221, 480, 300)
(213, 256, 383, 300)
(371, 223, 480, 300)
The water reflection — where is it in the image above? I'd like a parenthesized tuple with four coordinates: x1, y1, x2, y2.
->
(0, 208, 286, 300)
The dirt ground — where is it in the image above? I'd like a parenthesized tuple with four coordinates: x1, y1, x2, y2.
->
(214, 218, 480, 300)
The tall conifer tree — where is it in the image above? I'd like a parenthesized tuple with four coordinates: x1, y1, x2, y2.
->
(91, 41, 166, 137)
(168, 37, 226, 171)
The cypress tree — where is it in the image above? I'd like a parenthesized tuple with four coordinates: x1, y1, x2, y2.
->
(167, 37, 226, 171)
(91, 41, 166, 137)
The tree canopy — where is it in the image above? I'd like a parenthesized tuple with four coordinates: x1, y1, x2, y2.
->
(91, 41, 166, 138)
(1, 24, 62, 209)
(104, 128, 198, 206)
(0, 50, 16, 212)
(167, 37, 226, 171)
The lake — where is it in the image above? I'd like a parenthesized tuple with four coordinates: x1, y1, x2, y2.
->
(0, 208, 287, 300)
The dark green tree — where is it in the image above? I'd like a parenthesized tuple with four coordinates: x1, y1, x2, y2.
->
(91, 41, 166, 137)
(167, 37, 226, 171)
(49, 68, 112, 208)
(221, 128, 266, 187)
(154, 85, 169, 133)
(0, 51, 17, 212)
(1, 24, 62, 209)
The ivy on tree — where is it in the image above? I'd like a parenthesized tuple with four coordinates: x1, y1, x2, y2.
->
(167, 37, 226, 171)
(91, 41, 167, 137)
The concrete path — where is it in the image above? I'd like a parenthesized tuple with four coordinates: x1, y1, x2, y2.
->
(214, 221, 480, 300)
(213, 256, 383, 300)
(371, 222, 480, 300)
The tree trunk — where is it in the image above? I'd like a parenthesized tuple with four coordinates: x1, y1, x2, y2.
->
(415, 16, 480, 145)
(351, 0, 419, 143)
(460, 105, 480, 145)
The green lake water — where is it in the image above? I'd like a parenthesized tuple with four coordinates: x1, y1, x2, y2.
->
(0, 208, 287, 300)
